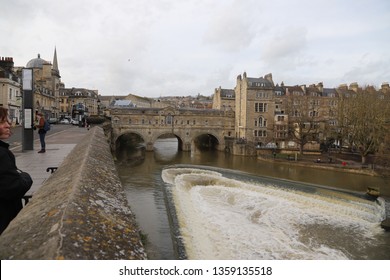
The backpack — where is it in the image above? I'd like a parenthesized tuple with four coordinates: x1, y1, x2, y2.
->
(43, 120, 51, 132)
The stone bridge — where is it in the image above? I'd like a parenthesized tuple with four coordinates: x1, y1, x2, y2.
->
(110, 106, 236, 154)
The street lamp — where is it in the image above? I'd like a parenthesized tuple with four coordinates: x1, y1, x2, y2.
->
(97, 99, 101, 116)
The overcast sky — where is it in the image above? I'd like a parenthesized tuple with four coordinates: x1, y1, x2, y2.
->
(2, 0, 389, 97)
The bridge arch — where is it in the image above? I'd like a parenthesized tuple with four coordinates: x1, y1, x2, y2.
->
(113, 130, 149, 161)
(191, 132, 223, 152)
(115, 130, 147, 145)
(152, 132, 185, 151)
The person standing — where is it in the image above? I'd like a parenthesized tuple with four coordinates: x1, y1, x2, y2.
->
(35, 112, 46, 153)
(0, 107, 33, 234)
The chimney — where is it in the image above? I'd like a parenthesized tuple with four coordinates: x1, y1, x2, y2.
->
(264, 73, 274, 86)
(338, 84, 348, 90)
(316, 82, 323, 92)
(349, 82, 359, 92)
(0, 57, 15, 72)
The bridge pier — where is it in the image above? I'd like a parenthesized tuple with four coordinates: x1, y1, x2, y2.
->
(146, 142, 154, 151)
(183, 142, 191, 151)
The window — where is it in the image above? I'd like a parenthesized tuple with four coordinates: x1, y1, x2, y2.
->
(256, 92, 268, 99)
(255, 117, 267, 127)
(255, 102, 267, 112)
(276, 125, 287, 131)
(329, 120, 337, 126)
(310, 99, 320, 106)
(254, 130, 267, 137)
(166, 115, 173, 125)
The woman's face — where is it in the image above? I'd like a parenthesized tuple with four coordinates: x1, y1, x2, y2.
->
(0, 118, 11, 140)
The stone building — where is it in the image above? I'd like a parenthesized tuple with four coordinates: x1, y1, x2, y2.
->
(224, 72, 390, 154)
(212, 87, 235, 111)
(23, 49, 64, 119)
(2, 49, 100, 123)
(59, 87, 99, 118)
(234, 72, 275, 146)
(0, 57, 22, 124)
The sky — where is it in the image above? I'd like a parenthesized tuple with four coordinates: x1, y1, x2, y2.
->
(1, 0, 389, 97)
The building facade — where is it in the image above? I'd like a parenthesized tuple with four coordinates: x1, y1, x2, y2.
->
(22, 50, 64, 119)
(59, 87, 99, 118)
(212, 72, 390, 153)
(0, 57, 22, 124)
(0, 49, 101, 124)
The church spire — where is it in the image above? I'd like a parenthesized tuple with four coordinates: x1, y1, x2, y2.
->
(53, 47, 59, 72)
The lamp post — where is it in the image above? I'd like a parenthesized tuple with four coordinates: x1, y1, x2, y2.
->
(22, 68, 34, 151)
(97, 99, 101, 116)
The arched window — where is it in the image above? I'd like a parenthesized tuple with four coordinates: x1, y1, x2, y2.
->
(256, 117, 267, 127)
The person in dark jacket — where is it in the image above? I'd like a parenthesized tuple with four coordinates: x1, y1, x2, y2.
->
(35, 112, 46, 153)
(0, 107, 33, 234)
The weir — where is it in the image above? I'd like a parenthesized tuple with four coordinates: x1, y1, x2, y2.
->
(162, 165, 390, 260)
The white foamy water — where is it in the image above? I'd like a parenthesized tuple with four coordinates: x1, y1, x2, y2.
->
(161, 167, 387, 260)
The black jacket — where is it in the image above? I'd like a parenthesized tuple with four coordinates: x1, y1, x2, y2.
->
(0, 140, 33, 234)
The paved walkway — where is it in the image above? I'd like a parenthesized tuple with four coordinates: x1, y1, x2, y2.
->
(10, 126, 89, 196)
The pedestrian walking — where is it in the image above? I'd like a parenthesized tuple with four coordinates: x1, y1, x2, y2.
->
(35, 112, 46, 153)
(0, 107, 33, 234)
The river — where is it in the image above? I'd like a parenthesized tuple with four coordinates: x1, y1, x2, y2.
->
(116, 138, 390, 260)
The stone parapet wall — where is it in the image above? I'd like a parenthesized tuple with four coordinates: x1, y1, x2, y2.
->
(0, 127, 146, 260)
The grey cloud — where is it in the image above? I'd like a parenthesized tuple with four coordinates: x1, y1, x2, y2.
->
(343, 57, 390, 86)
(202, 0, 262, 52)
(261, 27, 308, 64)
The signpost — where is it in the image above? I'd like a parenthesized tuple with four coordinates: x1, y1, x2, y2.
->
(22, 68, 34, 151)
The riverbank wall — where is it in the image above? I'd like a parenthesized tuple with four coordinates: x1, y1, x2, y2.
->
(0, 127, 147, 260)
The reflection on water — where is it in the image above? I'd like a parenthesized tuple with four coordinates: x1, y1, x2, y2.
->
(116, 138, 390, 259)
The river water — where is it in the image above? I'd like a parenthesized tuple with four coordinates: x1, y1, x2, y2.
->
(116, 138, 390, 260)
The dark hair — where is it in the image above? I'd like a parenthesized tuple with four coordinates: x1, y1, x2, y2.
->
(0, 107, 9, 122)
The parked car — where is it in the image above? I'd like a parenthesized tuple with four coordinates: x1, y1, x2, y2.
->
(70, 119, 79, 125)
(59, 119, 70, 124)
(48, 117, 58, 124)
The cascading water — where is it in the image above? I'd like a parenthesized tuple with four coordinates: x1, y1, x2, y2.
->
(162, 167, 388, 260)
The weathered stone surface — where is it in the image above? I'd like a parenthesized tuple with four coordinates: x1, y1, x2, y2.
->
(0, 127, 147, 260)
(381, 218, 390, 231)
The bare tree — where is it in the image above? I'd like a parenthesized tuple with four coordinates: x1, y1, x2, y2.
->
(285, 89, 324, 154)
(345, 86, 390, 164)
(334, 91, 354, 152)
